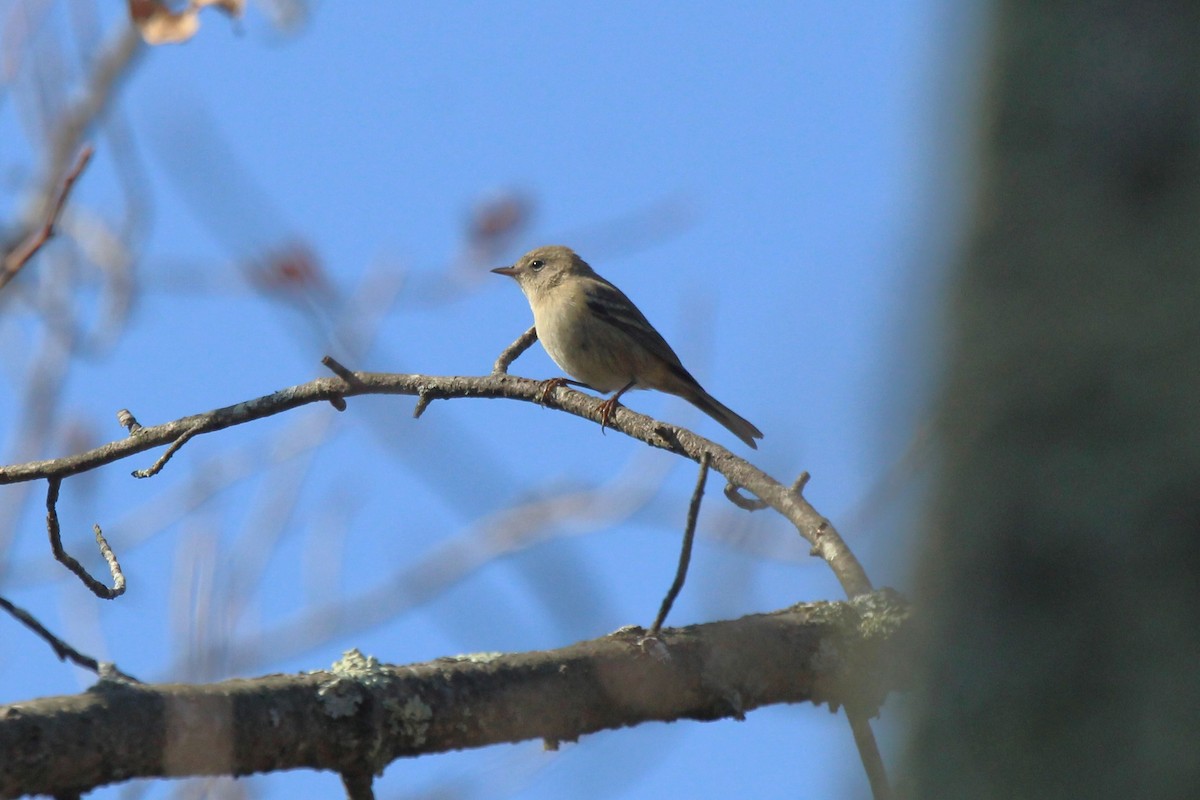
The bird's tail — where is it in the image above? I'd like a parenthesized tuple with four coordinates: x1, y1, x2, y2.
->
(688, 388, 764, 449)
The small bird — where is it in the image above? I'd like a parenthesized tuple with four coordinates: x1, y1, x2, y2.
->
(492, 245, 764, 448)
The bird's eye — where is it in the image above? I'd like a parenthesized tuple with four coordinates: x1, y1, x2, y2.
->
(529, 259, 545, 271)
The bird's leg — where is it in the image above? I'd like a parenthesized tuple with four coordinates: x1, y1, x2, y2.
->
(537, 377, 587, 405)
(595, 380, 636, 434)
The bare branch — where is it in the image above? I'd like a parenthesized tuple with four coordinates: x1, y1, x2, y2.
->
(1, 365, 873, 599)
(0, 145, 95, 291)
(0, 595, 910, 798)
(650, 451, 710, 635)
(45, 478, 127, 599)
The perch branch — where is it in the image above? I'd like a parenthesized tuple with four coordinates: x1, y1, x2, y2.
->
(1, 363, 872, 599)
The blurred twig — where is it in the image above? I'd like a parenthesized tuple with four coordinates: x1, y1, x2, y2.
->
(0, 144, 94, 291)
(190, 446, 671, 673)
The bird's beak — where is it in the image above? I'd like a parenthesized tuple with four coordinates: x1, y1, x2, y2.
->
(491, 265, 517, 277)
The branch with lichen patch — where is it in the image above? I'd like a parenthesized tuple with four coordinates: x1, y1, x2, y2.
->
(0, 593, 909, 798)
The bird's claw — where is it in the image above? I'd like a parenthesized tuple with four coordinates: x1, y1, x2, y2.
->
(538, 377, 570, 405)
(595, 396, 620, 434)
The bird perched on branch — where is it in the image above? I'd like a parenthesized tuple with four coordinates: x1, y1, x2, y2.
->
(492, 245, 763, 449)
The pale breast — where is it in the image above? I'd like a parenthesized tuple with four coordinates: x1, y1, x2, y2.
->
(533, 291, 642, 393)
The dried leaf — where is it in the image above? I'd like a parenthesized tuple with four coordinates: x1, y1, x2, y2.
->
(129, 0, 242, 46)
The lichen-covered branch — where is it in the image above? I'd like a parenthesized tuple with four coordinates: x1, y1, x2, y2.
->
(0, 593, 910, 799)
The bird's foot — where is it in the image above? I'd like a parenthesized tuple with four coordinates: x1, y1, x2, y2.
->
(595, 395, 621, 434)
(537, 377, 571, 405)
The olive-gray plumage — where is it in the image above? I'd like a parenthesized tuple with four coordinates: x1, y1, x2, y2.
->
(492, 245, 763, 448)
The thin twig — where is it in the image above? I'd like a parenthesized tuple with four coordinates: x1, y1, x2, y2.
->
(45, 478, 126, 599)
(131, 421, 203, 478)
(0, 145, 95, 291)
(791, 471, 811, 495)
(650, 452, 711, 635)
(848, 710, 891, 800)
(0, 594, 138, 682)
(492, 325, 538, 374)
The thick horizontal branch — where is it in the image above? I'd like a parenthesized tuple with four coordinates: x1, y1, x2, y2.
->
(0, 367, 871, 598)
(0, 593, 910, 798)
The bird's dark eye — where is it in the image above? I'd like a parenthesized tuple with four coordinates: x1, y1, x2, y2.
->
(529, 259, 545, 271)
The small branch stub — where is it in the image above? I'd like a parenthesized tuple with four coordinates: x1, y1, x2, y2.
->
(321, 355, 360, 386)
(724, 482, 767, 511)
(413, 390, 432, 419)
(116, 409, 143, 435)
(321, 356, 361, 411)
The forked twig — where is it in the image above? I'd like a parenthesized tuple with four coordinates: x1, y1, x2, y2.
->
(45, 477, 126, 599)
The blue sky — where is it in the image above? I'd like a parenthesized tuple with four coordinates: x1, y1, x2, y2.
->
(1, 2, 985, 797)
